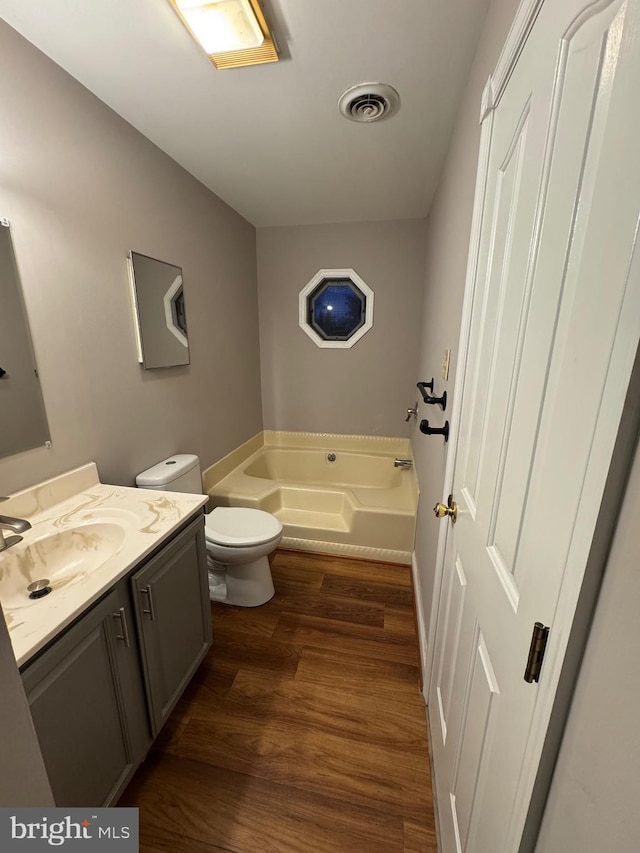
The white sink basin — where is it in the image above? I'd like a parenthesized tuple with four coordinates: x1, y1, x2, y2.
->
(0, 522, 126, 611)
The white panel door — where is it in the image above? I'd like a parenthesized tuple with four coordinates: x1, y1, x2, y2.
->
(428, 0, 640, 851)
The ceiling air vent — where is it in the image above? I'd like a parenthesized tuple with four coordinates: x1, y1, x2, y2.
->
(338, 83, 400, 123)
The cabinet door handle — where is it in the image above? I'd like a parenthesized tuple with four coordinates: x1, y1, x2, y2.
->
(113, 606, 131, 648)
(141, 586, 156, 621)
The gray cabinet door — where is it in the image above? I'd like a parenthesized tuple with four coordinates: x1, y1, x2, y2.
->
(132, 514, 211, 735)
(21, 583, 151, 807)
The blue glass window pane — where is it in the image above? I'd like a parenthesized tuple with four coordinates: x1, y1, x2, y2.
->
(308, 279, 366, 340)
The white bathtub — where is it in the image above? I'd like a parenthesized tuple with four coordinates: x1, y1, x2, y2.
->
(203, 432, 418, 564)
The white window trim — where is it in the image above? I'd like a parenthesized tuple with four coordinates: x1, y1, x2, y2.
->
(163, 274, 188, 348)
(298, 268, 374, 349)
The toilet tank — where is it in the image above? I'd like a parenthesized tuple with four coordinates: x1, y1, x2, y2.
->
(136, 454, 203, 494)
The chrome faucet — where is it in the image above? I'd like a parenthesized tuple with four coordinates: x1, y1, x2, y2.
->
(0, 498, 31, 551)
(394, 458, 414, 470)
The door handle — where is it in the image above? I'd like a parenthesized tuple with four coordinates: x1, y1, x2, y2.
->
(434, 493, 458, 524)
(113, 606, 131, 648)
(141, 586, 156, 621)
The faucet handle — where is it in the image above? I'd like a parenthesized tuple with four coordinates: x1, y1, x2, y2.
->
(405, 401, 419, 423)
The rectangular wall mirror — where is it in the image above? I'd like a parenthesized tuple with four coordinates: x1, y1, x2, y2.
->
(128, 251, 190, 369)
(0, 220, 51, 459)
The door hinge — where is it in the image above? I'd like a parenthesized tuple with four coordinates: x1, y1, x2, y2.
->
(524, 622, 549, 683)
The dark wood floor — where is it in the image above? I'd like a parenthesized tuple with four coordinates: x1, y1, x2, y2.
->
(121, 550, 437, 853)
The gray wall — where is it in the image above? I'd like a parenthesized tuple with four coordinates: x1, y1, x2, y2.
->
(534, 438, 640, 853)
(257, 220, 426, 437)
(411, 0, 520, 652)
(0, 20, 262, 495)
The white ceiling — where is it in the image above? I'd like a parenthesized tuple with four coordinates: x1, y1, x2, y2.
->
(0, 0, 490, 227)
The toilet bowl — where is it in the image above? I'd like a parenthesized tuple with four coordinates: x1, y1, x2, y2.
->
(135, 454, 282, 607)
(205, 507, 282, 607)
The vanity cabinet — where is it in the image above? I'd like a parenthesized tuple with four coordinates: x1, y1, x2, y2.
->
(21, 512, 211, 806)
(21, 582, 150, 807)
(131, 515, 211, 735)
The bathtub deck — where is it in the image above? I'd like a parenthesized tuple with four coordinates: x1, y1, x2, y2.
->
(210, 472, 418, 564)
(121, 550, 437, 853)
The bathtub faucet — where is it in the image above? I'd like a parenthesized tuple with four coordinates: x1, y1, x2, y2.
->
(394, 458, 413, 470)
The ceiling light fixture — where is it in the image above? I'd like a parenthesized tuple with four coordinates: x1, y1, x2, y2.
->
(170, 0, 278, 69)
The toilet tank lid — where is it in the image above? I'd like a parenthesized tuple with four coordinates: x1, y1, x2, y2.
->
(135, 454, 200, 487)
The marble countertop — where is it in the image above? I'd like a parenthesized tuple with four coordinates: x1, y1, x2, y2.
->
(0, 463, 208, 668)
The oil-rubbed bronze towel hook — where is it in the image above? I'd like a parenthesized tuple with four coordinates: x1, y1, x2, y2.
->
(419, 419, 449, 442)
(416, 379, 434, 400)
(417, 379, 446, 410)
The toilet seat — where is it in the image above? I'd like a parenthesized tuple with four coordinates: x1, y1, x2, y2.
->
(205, 507, 283, 547)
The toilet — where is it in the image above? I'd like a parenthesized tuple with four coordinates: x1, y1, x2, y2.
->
(135, 454, 282, 607)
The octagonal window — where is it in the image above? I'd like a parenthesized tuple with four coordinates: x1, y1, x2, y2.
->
(163, 275, 188, 348)
(299, 269, 374, 349)
(309, 278, 365, 341)
(171, 286, 188, 337)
